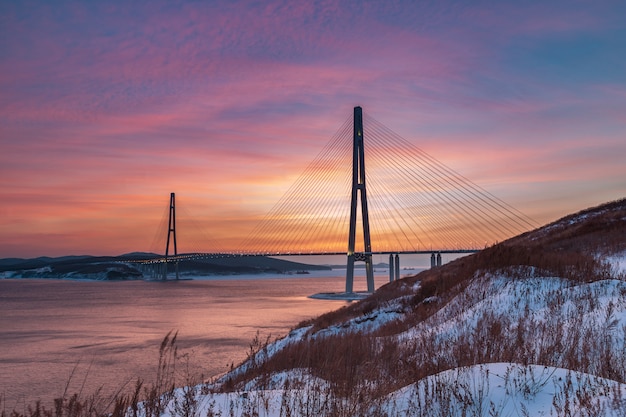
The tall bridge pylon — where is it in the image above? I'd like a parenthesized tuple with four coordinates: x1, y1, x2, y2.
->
(346, 106, 374, 293)
(165, 192, 179, 280)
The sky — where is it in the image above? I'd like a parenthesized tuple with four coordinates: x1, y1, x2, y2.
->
(1, 0, 625, 258)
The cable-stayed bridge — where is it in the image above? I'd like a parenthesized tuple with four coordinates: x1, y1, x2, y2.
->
(143, 107, 537, 294)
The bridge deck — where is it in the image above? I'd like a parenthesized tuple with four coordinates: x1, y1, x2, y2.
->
(135, 249, 479, 263)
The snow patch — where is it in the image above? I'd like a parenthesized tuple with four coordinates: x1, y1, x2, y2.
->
(139, 363, 626, 417)
(384, 363, 626, 417)
(606, 251, 626, 276)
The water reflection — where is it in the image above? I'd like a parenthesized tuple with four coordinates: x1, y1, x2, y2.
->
(0, 271, 397, 406)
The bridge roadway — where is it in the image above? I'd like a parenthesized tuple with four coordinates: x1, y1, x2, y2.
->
(137, 249, 479, 263)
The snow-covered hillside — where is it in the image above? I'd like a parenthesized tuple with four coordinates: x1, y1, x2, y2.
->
(131, 199, 626, 417)
(141, 267, 626, 417)
(149, 363, 625, 416)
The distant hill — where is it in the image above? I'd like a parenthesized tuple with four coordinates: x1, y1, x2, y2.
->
(0, 253, 330, 280)
(0, 258, 29, 267)
(155, 198, 626, 416)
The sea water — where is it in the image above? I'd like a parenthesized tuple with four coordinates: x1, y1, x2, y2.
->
(0, 265, 424, 408)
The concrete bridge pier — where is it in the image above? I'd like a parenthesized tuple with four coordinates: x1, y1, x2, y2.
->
(389, 253, 401, 281)
(140, 262, 165, 280)
(430, 252, 443, 268)
(395, 253, 400, 281)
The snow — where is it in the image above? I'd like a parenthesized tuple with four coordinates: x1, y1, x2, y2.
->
(397, 273, 626, 350)
(0, 266, 52, 278)
(220, 326, 313, 382)
(607, 251, 626, 277)
(314, 298, 407, 337)
(140, 363, 626, 417)
(384, 363, 626, 417)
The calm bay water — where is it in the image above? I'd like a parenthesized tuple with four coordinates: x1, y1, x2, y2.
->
(0, 269, 404, 408)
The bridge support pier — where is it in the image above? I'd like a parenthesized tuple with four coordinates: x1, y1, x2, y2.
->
(430, 252, 442, 268)
(345, 106, 374, 293)
(162, 261, 168, 281)
(387, 253, 401, 281)
(162, 260, 179, 281)
(395, 253, 400, 281)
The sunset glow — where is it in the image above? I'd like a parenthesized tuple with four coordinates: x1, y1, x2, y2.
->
(1, 1, 625, 257)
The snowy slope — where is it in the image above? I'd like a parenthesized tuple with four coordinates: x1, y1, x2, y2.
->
(148, 363, 626, 417)
(141, 262, 626, 417)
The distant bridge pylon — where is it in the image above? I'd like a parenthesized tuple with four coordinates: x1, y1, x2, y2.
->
(165, 192, 177, 259)
(165, 192, 179, 280)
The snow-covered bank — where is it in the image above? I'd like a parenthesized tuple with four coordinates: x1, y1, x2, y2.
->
(139, 363, 626, 417)
(138, 260, 626, 417)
